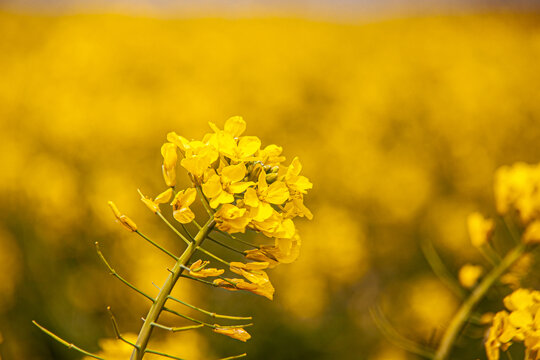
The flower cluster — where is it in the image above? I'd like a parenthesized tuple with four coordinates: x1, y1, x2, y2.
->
(486, 289, 540, 360)
(99, 117, 314, 354)
(136, 116, 312, 304)
(495, 162, 540, 227)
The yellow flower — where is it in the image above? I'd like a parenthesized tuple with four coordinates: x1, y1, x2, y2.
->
(283, 191, 313, 220)
(257, 144, 286, 166)
(168, 133, 219, 181)
(107, 201, 137, 232)
(494, 162, 540, 223)
(214, 204, 252, 233)
(244, 235, 302, 267)
(504, 289, 535, 312)
(213, 278, 258, 291)
(229, 263, 275, 300)
(171, 188, 197, 224)
(208, 116, 261, 162)
(280, 157, 313, 194)
(188, 260, 224, 278)
(161, 142, 177, 187)
(202, 163, 254, 208)
(137, 188, 172, 214)
(467, 212, 494, 248)
(523, 221, 540, 244)
(244, 172, 289, 221)
(458, 264, 483, 289)
(212, 326, 251, 342)
(229, 261, 270, 271)
(213, 277, 274, 300)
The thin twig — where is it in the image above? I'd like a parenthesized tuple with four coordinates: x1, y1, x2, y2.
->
(157, 211, 191, 245)
(420, 238, 466, 299)
(370, 306, 434, 359)
(167, 295, 252, 320)
(135, 230, 179, 261)
(107, 307, 140, 349)
(32, 321, 105, 360)
(95, 242, 155, 302)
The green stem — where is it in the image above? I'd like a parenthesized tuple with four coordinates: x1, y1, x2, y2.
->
(157, 211, 191, 245)
(32, 321, 105, 360)
(167, 295, 252, 320)
(433, 243, 527, 360)
(130, 218, 215, 360)
(196, 185, 214, 217)
(136, 230, 179, 261)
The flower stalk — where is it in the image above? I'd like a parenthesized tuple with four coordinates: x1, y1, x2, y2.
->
(130, 218, 215, 360)
(433, 242, 527, 360)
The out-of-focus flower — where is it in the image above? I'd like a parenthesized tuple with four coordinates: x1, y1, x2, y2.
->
(494, 162, 540, 223)
(467, 212, 494, 248)
(108, 201, 137, 232)
(171, 188, 197, 224)
(501, 254, 533, 289)
(212, 326, 251, 342)
(523, 220, 540, 244)
(458, 264, 483, 289)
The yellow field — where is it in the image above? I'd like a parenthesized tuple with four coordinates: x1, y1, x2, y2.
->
(1, 10, 540, 359)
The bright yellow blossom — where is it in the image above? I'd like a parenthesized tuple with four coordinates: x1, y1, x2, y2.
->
(188, 260, 224, 278)
(161, 142, 177, 187)
(137, 188, 172, 214)
(212, 326, 251, 342)
(229, 261, 270, 271)
(244, 172, 289, 221)
(208, 116, 261, 162)
(168, 133, 219, 180)
(171, 188, 197, 224)
(467, 212, 494, 248)
(258, 144, 286, 166)
(107, 201, 137, 232)
(244, 234, 302, 267)
(230, 263, 275, 300)
(214, 204, 252, 234)
(280, 157, 313, 194)
(202, 163, 254, 208)
(486, 289, 540, 360)
(213, 277, 275, 300)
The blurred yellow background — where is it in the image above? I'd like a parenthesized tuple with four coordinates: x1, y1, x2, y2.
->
(1, 5, 540, 360)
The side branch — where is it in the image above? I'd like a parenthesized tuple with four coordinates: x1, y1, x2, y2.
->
(433, 243, 528, 360)
(32, 321, 105, 360)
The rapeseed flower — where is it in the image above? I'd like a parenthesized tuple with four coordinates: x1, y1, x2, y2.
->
(171, 188, 197, 224)
(107, 201, 137, 232)
(212, 326, 251, 342)
(188, 260, 224, 278)
(467, 212, 494, 248)
(485, 289, 540, 360)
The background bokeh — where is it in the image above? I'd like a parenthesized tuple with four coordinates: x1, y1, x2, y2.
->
(2, 2, 540, 359)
